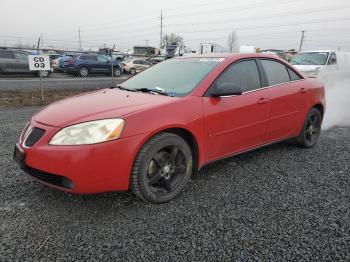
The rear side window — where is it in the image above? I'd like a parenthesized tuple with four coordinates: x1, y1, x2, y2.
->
(216, 59, 261, 92)
(80, 55, 96, 61)
(261, 59, 290, 86)
(287, 68, 302, 81)
(0, 51, 14, 59)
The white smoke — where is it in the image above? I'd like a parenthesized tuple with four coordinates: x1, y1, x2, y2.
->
(321, 70, 350, 130)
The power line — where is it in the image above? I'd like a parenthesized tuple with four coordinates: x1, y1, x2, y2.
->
(163, 4, 350, 28)
(165, 17, 350, 35)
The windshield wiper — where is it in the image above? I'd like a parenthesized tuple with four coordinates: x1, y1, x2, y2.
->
(135, 87, 169, 96)
(111, 85, 136, 92)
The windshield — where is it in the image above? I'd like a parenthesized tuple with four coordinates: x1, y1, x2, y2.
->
(290, 52, 329, 65)
(121, 58, 222, 96)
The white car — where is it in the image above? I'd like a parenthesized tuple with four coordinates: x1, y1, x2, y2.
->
(290, 50, 350, 77)
(121, 59, 152, 75)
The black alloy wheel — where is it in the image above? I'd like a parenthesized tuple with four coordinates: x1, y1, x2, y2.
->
(131, 133, 193, 203)
(297, 108, 322, 148)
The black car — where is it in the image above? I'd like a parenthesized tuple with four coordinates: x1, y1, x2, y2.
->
(0, 49, 50, 77)
(65, 54, 123, 77)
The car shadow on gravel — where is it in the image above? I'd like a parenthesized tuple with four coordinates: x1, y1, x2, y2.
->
(26, 139, 296, 208)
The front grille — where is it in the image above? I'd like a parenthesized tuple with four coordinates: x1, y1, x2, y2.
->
(25, 165, 74, 189)
(24, 127, 45, 147)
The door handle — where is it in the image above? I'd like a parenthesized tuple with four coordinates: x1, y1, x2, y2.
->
(257, 97, 269, 104)
(300, 88, 307, 94)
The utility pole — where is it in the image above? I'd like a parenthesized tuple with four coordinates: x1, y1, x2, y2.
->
(111, 44, 115, 87)
(37, 36, 44, 103)
(41, 33, 43, 48)
(78, 27, 82, 50)
(299, 30, 306, 52)
(159, 10, 164, 48)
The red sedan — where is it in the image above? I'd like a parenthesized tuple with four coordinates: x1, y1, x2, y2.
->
(13, 54, 325, 203)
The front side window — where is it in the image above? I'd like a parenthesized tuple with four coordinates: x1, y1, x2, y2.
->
(215, 60, 261, 92)
(121, 58, 222, 96)
(14, 52, 28, 60)
(260, 59, 290, 86)
(328, 53, 337, 65)
(290, 52, 329, 65)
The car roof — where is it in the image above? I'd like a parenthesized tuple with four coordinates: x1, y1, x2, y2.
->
(176, 53, 283, 61)
(299, 50, 334, 53)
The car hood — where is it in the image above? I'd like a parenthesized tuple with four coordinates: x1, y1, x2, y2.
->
(33, 89, 175, 127)
(293, 64, 325, 72)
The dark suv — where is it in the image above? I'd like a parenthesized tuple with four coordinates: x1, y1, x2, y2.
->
(65, 54, 122, 77)
(0, 49, 50, 77)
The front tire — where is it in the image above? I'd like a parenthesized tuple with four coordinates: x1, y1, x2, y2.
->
(131, 133, 193, 203)
(78, 67, 88, 77)
(296, 108, 322, 148)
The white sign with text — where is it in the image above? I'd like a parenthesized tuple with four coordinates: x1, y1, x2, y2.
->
(28, 55, 50, 71)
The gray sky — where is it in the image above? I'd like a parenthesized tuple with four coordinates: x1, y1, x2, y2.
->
(1, 0, 350, 52)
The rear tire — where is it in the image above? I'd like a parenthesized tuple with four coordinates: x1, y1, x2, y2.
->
(113, 67, 122, 77)
(296, 108, 322, 148)
(38, 70, 49, 77)
(131, 133, 193, 203)
(130, 68, 136, 75)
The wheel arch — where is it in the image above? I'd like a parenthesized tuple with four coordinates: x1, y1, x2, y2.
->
(312, 103, 324, 119)
(131, 127, 200, 178)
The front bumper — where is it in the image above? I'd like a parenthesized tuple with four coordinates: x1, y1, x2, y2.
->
(14, 120, 145, 194)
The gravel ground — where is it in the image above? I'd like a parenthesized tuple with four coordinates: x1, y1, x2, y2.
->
(0, 107, 349, 261)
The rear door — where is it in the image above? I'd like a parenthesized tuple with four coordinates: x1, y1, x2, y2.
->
(203, 59, 271, 160)
(96, 55, 111, 73)
(258, 59, 306, 142)
(13, 52, 30, 72)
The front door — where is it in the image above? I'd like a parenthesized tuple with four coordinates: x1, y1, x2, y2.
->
(203, 59, 271, 160)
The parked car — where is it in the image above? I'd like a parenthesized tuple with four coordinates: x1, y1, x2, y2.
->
(290, 50, 350, 77)
(0, 49, 51, 77)
(65, 54, 122, 77)
(59, 54, 75, 72)
(13, 54, 325, 203)
(51, 57, 61, 71)
(149, 55, 167, 64)
(121, 59, 152, 74)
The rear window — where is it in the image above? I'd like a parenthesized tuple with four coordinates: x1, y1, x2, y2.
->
(0, 51, 14, 59)
(260, 60, 290, 86)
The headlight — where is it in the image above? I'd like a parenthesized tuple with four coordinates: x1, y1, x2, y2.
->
(49, 119, 125, 145)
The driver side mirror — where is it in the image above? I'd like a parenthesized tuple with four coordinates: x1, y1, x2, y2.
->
(210, 82, 243, 97)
